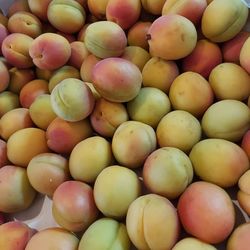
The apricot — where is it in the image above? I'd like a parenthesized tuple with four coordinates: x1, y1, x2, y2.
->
(0, 165, 36, 213)
(50, 78, 95, 121)
(0, 14, 8, 27)
(148, 14, 197, 60)
(0, 139, 8, 168)
(35, 68, 53, 81)
(92, 57, 142, 102)
(27, 0, 52, 21)
(0, 91, 20, 117)
(126, 193, 180, 250)
(0, 60, 9, 92)
(29, 33, 71, 70)
(241, 130, 250, 160)
(0, 24, 8, 55)
(141, 0, 166, 15)
(189, 139, 249, 187)
(52, 180, 99, 232)
(112, 121, 157, 168)
(240, 37, 250, 74)
(87, 0, 109, 19)
(7, 0, 30, 17)
(94, 165, 141, 218)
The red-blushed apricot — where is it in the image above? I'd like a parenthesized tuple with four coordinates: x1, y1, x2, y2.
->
(19, 79, 49, 108)
(222, 31, 250, 63)
(2, 33, 34, 68)
(227, 223, 250, 250)
(0, 221, 36, 250)
(0, 91, 20, 117)
(162, 0, 207, 25)
(50, 78, 95, 121)
(142, 57, 179, 93)
(240, 37, 250, 74)
(94, 165, 141, 218)
(29, 94, 57, 130)
(112, 121, 156, 168)
(7, 11, 42, 38)
(182, 39, 222, 78)
(127, 21, 151, 50)
(141, 0, 166, 15)
(46, 117, 93, 155)
(169, 72, 214, 117)
(87, 0, 109, 19)
(7, 0, 30, 17)
(90, 98, 129, 137)
(68, 41, 89, 69)
(0, 139, 8, 168)
(27, 153, 70, 197)
(0, 108, 33, 140)
(0, 60, 9, 92)
(29, 33, 71, 70)
(8, 67, 35, 94)
(35, 68, 54, 81)
(189, 139, 249, 188)
(7, 128, 49, 167)
(52, 180, 99, 232)
(92, 57, 142, 102)
(177, 181, 235, 244)
(106, 0, 141, 30)
(148, 14, 197, 60)
(241, 130, 250, 160)
(27, 0, 52, 21)
(47, 0, 86, 34)
(78, 218, 131, 250)
(126, 193, 180, 250)
(25, 227, 79, 250)
(0, 24, 8, 55)
(0, 165, 36, 213)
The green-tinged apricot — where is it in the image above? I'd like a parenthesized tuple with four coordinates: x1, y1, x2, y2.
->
(0, 60, 9, 92)
(240, 37, 250, 74)
(0, 91, 20, 117)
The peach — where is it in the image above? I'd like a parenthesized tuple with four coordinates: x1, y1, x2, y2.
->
(29, 94, 57, 130)
(7, 128, 49, 167)
(8, 67, 35, 94)
(90, 98, 129, 137)
(0, 24, 9, 55)
(79, 218, 130, 250)
(222, 31, 250, 63)
(147, 14, 197, 60)
(121, 46, 151, 71)
(162, 0, 207, 25)
(189, 139, 249, 188)
(201, 0, 248, 42)
(126, 193, 180, 250)
(7, 11, 42, 38)
(87, 0, 109, 19)
(209, 63, 250, 101)
(127, 21, 151, 50)
(227, 222, 250, 250)
(106, 0, 141, 29)
(85, 21, 127, 58)
(112, 121, 156, 168)
(25, 227, 79, 250)
(201, 100, 250, 142)
(80, 53, 101, 82)
(241, 130, 250, 160)
(92, 57, 142, 102)
(143, 147, 193, 199)
(0, 221, 36, 250)
(52, 180, 99, 232)
(27, 0, 52, 21)
(0, 91, 20, 117)
(0, 165, 36, 213)
(0, 60, 9, 92)
(29, 33, 71, 70)
(169, 72, 214, 117)
(47, 0, 86, 34)
(50, 78, 95, 121)
(19, 79, 49, 108)
(69, 136, 114, 183)
(156, 110, 202, 152)
(2, 33, 34, 68)
(35, 68, 54, 81)
(142, 57, 179, 93)
(27, 152, 70, 196)
(181, 39, 222, 78)
(7, 0, 30, 17)
(172, 237, 217, 250)
(94, 165, 141, 218)
(46, 117, 93, 155)
(49, 65, 80, 92)
(0, 108, 33, 140)
(127, 87, 171, 128)
(177, 181, 235, 244)
(240, 37, 250, 74)
(68, 41, 89, 69)
(141, 0, 166, 15)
